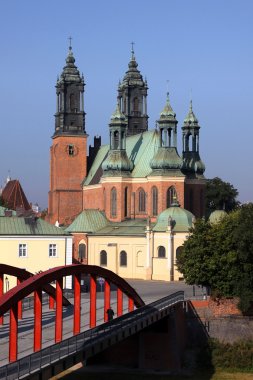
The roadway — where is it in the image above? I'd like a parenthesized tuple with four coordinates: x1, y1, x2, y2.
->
(0, 280, 204, 367)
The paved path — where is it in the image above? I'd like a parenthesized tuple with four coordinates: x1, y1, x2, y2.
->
(0, 280, 205, 366)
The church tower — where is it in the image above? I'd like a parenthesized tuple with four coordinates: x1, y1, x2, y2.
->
(117, 45, 148, 136)
(48, 43, 87, 225)
(182, 100, 206, 217)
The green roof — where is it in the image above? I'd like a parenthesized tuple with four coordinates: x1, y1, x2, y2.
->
(0, 206, 16, 216)
(93, 218, 149, 236)
(153, 206, 194, 232)
(84, 130, 160, 185)
(0, 217, 68, 235)
(66, 210, 108, 233)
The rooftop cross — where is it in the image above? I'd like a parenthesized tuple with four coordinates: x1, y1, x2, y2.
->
(166, 80, 170, 101)
(68, 36, 72, 49)
(131, 41, 135, 58)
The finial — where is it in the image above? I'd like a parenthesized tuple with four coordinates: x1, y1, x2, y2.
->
(68, 36, 72, 50)
(190, 99, 193, 112)
(131, 41, 135, 58)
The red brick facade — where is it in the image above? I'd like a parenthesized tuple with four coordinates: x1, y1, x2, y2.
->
(48, 135, 87, 225)
(82, 177, 205, 223)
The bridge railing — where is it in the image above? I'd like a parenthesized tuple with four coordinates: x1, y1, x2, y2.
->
(0, 291, 184, 380)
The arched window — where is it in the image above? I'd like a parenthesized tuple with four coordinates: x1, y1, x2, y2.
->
(120, 251, 127, 267)
(136, 251, 144, 267)
(111, 187, 117, 218)
(138, 188, 146, 213)
(167, 186, 177, 208)
(100, 250, 107, 266)
(200, 189, 204, 217)
(189, 189, 194, 213)
(70, 93, 75, 112)
(124, 187, 128, 217)
(158, 246, 166, 258)
(152, 186, 158, 216)
(78, 243, 86, 262)
(133, 97, 139, 112)
(176, 246, 183, 261)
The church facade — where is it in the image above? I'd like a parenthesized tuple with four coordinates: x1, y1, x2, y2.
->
(47, 45, 206, 281)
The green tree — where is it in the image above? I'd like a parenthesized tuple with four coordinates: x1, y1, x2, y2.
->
(206, 177, 240, 214)
(177, 203, 253, 313)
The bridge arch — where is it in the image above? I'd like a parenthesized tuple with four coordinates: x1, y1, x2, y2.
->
(0, 264, 145, 362)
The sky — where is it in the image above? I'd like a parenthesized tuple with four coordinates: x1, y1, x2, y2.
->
(0, 0, 252, 209)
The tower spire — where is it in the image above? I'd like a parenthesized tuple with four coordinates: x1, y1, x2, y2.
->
(182, 101, 205, 178)
(117, 45, 148, 136)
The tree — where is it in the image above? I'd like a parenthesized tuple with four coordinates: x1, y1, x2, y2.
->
(205, 177, 240, 214)
(177, 203, 253, 313)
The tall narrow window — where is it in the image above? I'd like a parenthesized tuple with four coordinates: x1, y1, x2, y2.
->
(120, 251, 127, 267)
(133, 97, 139, 113)
(189, 189, 194, 213)
(158, 246, 166, 258)
(152, 186, 158, 216)
(167, 186, 177, 208)
(111, 187, 117, 217)
(19, 244, 27, 257)
(138, 188, 146, 213)
(100, 250, 107, 266)
(78, 244, 86, 261)
(70, 93, 75, 112)
(49, 244, 57, 257)
(124, 187, 128, 217)
(200, 189, 204, 217)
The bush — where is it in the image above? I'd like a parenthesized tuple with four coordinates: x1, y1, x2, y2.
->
(202, 339, 253, 371)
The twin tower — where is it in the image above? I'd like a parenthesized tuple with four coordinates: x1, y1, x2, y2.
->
(48, 45, 205, 226)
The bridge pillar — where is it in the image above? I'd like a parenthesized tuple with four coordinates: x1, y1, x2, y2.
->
(74, 274, 81, 335)
(55, 278, 63, 343)
(90, 275, 96, 328)
(34, 288, 42, 352)
(104, 279, 110, 322)
(0, 274, 3, 325)
(117, 288, 123, 317)
(17, 278, 23, 320)
(9, 303, 18, 362)
(128, 297, 134, 312)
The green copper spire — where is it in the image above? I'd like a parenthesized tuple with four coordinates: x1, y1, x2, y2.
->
(183, 100, 199, 126)
(102, 103, 133, 176)
(160, 92, 176, 120)
(182, 100, 205, 178)
(150, 93, 183, 176)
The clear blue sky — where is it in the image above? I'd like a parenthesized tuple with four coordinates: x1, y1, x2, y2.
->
(1, 0, 252, 209)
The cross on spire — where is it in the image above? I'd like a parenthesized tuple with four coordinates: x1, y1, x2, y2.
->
(166, 80, 170, 99)
(131, 41, 135, 58)
(68, 36, 72, 50)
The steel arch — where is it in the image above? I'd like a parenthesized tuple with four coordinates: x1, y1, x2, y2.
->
(0, 264, 145, 317)
(0, 264, 70, 306)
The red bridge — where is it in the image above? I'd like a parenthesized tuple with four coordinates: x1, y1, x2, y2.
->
(0, 264, 145, 364)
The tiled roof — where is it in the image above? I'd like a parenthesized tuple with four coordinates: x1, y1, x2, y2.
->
(84, 130, 160, 185)
(1, 180, 31, 211)
(65, 210, 108, 233)
(0, 217, 68, 235)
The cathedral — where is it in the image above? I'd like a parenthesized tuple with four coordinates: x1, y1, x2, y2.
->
(47, 44, 206, 281)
